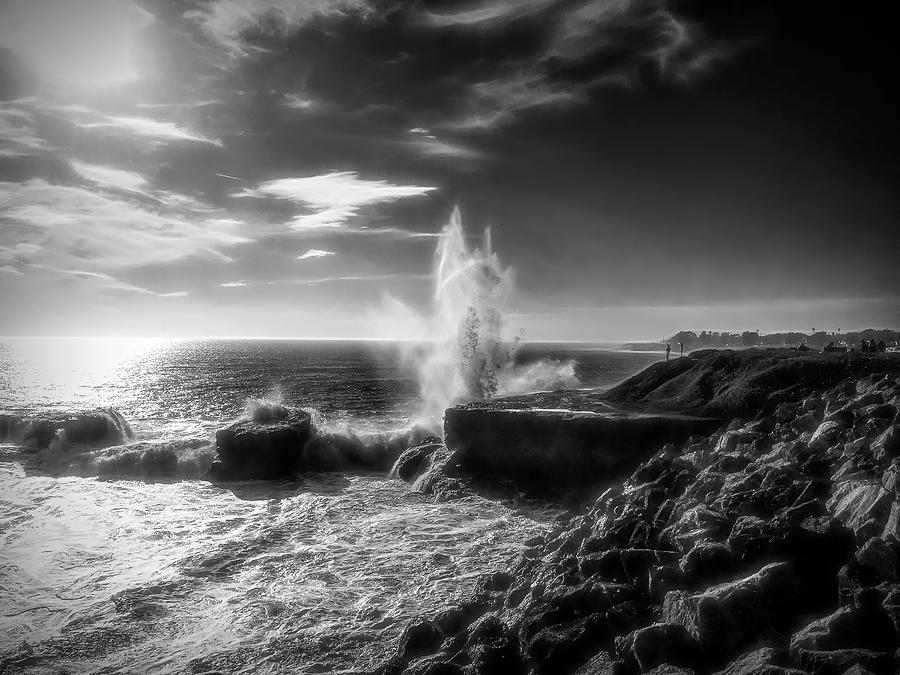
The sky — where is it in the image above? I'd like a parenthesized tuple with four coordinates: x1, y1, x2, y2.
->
(0, 0, 897, 341)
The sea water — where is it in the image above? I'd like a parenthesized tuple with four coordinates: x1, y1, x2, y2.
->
(0, 338, 659, 674)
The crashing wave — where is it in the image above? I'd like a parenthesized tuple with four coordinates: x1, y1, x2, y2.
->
(0, 407, 132, 449)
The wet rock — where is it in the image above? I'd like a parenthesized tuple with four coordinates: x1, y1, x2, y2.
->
(391, 438, 445, 482)
(210, 409, 312, 480)
(526, 614, 609, 675)
(398, 621, 444, 662)
(464, 617, 525, 675)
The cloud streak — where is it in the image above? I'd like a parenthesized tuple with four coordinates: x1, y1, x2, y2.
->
(297, 248, 335, 260)
(0, 180, 248, 277)
(241, 170, 437, 231)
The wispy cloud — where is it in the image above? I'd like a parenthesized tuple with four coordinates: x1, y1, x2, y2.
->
(418, 0, 553, 28)
(297, 248, 335, 260)
(284, 94, 317, 110)
(71, 161, 148, 192)
(240, 171, 436, 230)
(425, 0, 735, 129)
(77, 115, 221, 146)
(0, 107, 50, 157)
(0, 180, 249, 276)
(221, 280, 248, 287)
(190, 0, 375, 53)
(61, 269, 190, 297)
(243, 171, 436, 209)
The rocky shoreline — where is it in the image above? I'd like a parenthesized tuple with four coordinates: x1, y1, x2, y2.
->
(379, 349, 900, 674)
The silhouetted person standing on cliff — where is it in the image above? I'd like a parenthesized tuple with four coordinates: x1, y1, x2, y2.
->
(679, 341, 684, 357)
(666, 344, 671, 362)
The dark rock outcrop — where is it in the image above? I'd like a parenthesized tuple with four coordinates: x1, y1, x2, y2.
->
(444, 405, 719, 498)
(209, 409, 312, 480)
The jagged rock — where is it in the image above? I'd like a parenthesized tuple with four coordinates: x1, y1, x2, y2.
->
(679, 541, 734, 587)
(827, 480, 893, 538)
(403, 656, 463, 675)
(616, 623, 700, 672)
(525, 614, 609, 675)
(883, 501, 900, 539)
(838, 538, 898, 604)
(791, 648, 896, 675)
(210, 409, 312, 480)
(810, 421, 844, 450)
(572, 651, 616, 674)
(661, 504, 731, 553)
(663, 562, 799, 660)
(711, 647, 804, 675)
(871, 426, 900, 463)
(789, 604, 897, 655)
(824, 407, 855, 428)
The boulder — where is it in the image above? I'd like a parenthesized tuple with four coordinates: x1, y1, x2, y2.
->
(616, 623, 700, 672)
(210, 410, 312, 480)
(663, 562, 799, 660)
(789, 604, 897, 654)
(679, 541, 735, 587)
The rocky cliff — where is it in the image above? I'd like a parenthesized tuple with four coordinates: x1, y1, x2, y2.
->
(380, 350, 900, 675)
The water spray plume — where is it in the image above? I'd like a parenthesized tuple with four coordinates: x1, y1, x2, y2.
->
(413, 207, 579, 424)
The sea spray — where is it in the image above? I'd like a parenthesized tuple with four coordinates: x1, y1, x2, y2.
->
(408, 207, 579, 424)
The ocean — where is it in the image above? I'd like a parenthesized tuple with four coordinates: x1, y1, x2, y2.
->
(0, 338, 660, 674)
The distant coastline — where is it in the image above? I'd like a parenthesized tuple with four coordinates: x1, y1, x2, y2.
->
(626, 328, 900, 352)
